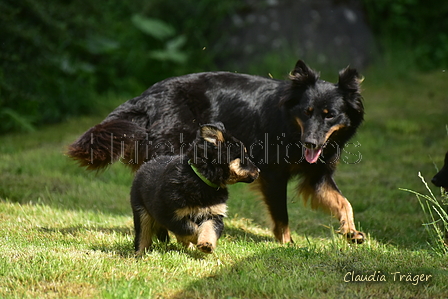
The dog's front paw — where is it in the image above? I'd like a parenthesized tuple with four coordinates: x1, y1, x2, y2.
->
(345, 231, 365, 244)
(197, 242, 214, 253)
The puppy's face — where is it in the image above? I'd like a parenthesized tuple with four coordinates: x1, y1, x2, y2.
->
(225, 146, 259, 185)
(199, 123, 260, 185)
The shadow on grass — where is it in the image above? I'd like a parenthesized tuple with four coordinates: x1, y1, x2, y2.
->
(170, 246, 443, 299)
(90, 240, 210, 260)
(222, 226, 275, 243)
(170, 246, 334, 298)
(37, 224, 276, 259)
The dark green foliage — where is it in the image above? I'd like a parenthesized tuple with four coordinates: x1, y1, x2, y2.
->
(0, 0, 240, 132)
(362, 0, 448, 70)
(2, 0, 445, 132)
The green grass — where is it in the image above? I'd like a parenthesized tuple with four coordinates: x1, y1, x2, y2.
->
(1, 69, 448, 298)
(401, 173, 448, 256)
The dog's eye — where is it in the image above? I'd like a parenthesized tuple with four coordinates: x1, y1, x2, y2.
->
(324, 112, 335, 119)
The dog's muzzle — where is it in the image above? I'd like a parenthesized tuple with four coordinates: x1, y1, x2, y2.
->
(241, 167, 260, 184)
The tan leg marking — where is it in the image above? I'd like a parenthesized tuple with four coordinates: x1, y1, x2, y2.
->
(197, 220, 219, 253)
(173, 204, 227, 251)
(136, 210, 155, 256)
(300, 180, 364, 243)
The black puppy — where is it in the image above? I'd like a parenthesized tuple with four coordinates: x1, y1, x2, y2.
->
(130, 123, 259, 255)
(432, 151, 448, 192)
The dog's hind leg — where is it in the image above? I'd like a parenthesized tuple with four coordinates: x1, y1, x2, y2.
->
(164, 217, 199, 249)
(156, 227, 170, 243)
(134, 209, 156, 255)
(257, 173, 293, 244)
(197, 216, 224, 254)
(299, 175, 365, 244)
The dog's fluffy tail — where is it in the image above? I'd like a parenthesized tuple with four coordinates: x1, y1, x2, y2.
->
(67, 119, 148, 171)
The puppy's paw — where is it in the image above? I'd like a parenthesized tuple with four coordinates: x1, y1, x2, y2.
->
(197, 242, 214, 254)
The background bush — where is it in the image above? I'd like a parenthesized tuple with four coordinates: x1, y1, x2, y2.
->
(0, 0, 446, 132)
(0, 0, 240, 132)
(362, 0, 448, 70)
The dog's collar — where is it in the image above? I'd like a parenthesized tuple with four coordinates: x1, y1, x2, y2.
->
(188, 160, 221, 190)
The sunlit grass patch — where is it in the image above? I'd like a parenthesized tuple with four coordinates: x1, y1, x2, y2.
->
(2, 70, 448, 298)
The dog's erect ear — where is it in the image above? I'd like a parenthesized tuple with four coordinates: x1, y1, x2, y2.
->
(338, 66, 364, 120)
(200, 123, 225, 145)
(338, 66, 363, 92)
(289, 60, 319, 87)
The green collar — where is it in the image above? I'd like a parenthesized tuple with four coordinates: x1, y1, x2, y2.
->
(188, 160, 221, 190)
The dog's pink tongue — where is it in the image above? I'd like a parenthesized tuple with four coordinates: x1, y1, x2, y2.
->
(305, 148, 322, 164)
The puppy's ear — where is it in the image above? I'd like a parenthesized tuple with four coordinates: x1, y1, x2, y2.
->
(338, 66, 363, 92)
(289, 60, 319, 87)
(200, 124, 225, 145)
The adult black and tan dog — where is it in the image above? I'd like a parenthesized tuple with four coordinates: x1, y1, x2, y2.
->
(68, 60, 365, 244)
(432, 151, 448, 192)
(131, 123, 259, 255)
